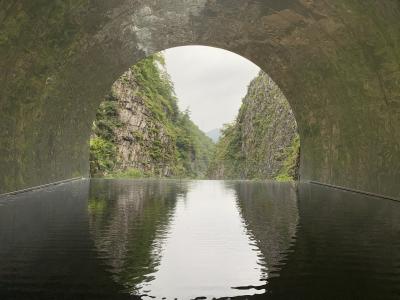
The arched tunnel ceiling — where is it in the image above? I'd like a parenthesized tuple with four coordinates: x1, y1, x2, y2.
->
(0, 0, 399, 198)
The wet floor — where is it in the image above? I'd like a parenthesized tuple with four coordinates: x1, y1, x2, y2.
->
(0, 179, 399, 299)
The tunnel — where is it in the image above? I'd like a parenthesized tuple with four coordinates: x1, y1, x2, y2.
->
(1, 0, 399, 199)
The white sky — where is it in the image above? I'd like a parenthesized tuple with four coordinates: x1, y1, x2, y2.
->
(163, 46, 260, 133)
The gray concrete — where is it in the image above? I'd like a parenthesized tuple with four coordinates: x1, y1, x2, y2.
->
(0, 0, 399, 198)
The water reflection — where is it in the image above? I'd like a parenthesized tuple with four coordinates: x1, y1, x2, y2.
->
(88, 179, 187, 295)
(88, 180, 282, 298)
(263, 183, 400, 299)
(0, 180, 130, 299)
(1, 179, 400, 299)
(134, 181, 267, 299)
(230, 181, 299, 276)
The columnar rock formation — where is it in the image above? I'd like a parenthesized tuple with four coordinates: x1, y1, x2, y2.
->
(90, 55, 214, 178)
(90, 68, 177, 177)
(208, 72, 299, 180)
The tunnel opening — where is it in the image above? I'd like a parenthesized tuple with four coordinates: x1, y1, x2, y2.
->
(2, 1, 400, 298)
(1, 0, 399, 200)
(88, 46, 300, 181)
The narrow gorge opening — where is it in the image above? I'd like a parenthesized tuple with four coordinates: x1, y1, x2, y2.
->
(88, 46, 300, 182)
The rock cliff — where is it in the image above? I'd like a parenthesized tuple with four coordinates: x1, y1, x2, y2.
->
(90, 55, 214, 178)
(208, 72, 299, 180)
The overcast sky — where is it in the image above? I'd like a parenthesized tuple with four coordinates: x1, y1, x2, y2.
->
(163, 46, 260, 133)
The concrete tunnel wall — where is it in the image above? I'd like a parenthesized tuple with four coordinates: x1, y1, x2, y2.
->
(0, 0, 399, 198)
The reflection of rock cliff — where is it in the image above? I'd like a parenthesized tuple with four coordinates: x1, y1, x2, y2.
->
(87, 180, 188, 294)
(90, 54, 214, 178)
(264, 183, 400, 298)
(209, 72, 299, 180)
(231, 181, 299, 276)
(0, 181, 133, 298)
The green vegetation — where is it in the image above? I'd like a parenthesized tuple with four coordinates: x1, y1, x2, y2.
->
(106, 168, 148, 179)
(174, 109, 214, 178)
(207, 123, 244, 179)
(208, 73, 300, 181)
(275, 134, 300, 181)
(90, 58, 298, 181)
(89, 137, 117, 176)
(132, 54, 180, 123)
(90, 54, 214, 178)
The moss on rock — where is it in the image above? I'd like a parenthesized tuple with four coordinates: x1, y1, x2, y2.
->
(90, 54, 214, 178)
(208, 72, 299, 181)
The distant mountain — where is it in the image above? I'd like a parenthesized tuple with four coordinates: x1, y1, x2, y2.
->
(206, 128, 221, 143)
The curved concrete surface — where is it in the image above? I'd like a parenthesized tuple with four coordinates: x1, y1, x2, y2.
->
(0, 1, 399, 198)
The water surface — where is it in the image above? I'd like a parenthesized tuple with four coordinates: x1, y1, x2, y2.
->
(0, 179, 399, 299)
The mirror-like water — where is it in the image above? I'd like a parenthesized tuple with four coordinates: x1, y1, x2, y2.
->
(87, 180, 297, 299)
(0, 179, 399, 299)
(133, 181, 267, 298)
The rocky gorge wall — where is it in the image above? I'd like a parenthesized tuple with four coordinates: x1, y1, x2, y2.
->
(209, 72, 299, 180)
(90, 55, 214, 178)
